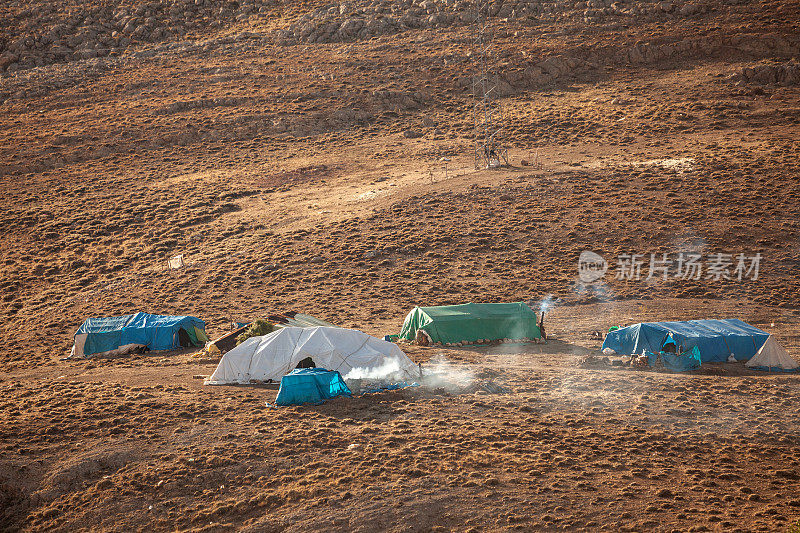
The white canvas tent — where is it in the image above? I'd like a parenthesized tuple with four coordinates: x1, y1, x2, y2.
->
(746, 336, 799, 371)
(205, 326, 418, 385)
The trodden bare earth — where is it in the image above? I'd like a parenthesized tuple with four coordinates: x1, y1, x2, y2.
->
(2, 0, 800, 531)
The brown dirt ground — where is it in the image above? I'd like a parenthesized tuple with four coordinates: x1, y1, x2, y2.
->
(2, 0, 800, 531)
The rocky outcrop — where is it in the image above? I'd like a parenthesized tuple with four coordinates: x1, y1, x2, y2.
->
(456, 55, 597, 95)
(1, 0, 781, 74)
(451, 31, 800, 96)
(272, 0, 720, 46)
(0, 0, 277, 74)
(729, 61, 800, 86)
(1, 0, 798, 107)
(618, 34, 800, 66)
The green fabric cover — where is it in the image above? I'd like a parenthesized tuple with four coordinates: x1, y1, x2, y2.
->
(398, 302, 541, 344)
(185, 326, 199, 346)
(194, 326, 210, 344)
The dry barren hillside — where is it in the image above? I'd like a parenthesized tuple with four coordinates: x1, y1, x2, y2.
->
(1, 0, 800, 531)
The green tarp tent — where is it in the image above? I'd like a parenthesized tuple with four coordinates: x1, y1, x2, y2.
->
(398, 302, 541, 345)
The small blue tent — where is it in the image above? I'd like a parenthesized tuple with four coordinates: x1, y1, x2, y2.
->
(72, 312, 208, 358)
(603, 319, 768, 363)
(274, 368, 352, 406)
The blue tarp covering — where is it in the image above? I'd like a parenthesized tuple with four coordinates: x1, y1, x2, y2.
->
(643, 346, 702, 372)
(274, 368, 352, 406)
(749, 365, 800, 373)
(76, 312, 206, 357)
(603, 319, 768, 363)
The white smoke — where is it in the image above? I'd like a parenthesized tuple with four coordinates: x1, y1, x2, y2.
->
(538, 294, 556, 315)
(343, 358, 402, 380)
(573, 280, 616, 302)
(421, 354, 476, 391)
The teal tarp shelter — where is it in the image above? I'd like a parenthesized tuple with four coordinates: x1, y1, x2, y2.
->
(274, 368, 352, 406)
(603, 319, 768, 363)
(398, 302, 541, 345)
(642, 345, 702, 372)
(71, 312, 208, 358)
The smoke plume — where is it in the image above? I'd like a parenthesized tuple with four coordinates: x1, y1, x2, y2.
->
(343, 358, 403, 380)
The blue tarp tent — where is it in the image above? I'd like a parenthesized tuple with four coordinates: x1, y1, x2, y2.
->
(603, 319, 768, 363)
(72, 312, 208, 358)
(274, 368, 352, 406)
